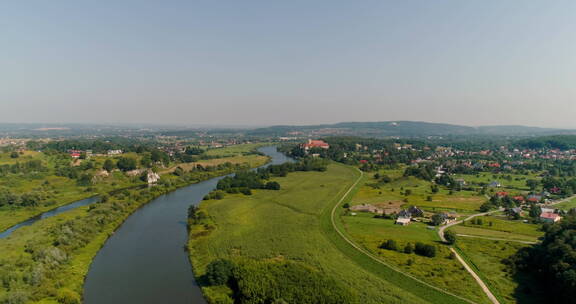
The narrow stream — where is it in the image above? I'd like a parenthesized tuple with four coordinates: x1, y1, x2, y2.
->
(83, 146, 292, 304)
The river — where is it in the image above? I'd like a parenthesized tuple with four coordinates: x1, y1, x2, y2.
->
(83, 146, 292, 304)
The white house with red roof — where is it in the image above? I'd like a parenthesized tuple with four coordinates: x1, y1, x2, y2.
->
(540, 212, 562, 223)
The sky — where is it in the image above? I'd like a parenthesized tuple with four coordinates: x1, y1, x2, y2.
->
(1, 1, 576, 128)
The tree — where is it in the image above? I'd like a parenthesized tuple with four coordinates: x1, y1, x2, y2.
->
(404, 243, 414, 254)
(10, 151, 19, 158)
(116, 157, 137, 172)
(103, 159, 115, 172)
(380, 239, 398, 251)
(529, 204, 542, 218)
(526, 179, 539, 191)
(444, 230, 457, 245)
(205, 259, 235, 286)
(431, 213, 445, 226)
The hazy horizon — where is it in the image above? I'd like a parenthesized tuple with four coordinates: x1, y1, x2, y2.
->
(3, 1, 576, 128)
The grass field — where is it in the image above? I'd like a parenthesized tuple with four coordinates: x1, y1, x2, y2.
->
(189, 163, 488, 304)
(203, 143, 270, 157)
(455, 238, 545, 304)
(554, 197, 576, 210)
(452, 172, 539, 192)
(459, 216, 543, 239)
(189, 164, 433, 304)
(354, 171, 486, 215)
(161, 154, 268, 174)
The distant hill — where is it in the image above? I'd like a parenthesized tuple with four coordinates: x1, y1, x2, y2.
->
(247, 121, 575, 138)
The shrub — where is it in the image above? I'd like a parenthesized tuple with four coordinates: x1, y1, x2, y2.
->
(414, 242, 436, 257)
(265, 181, 281, 190)
(380, 239, 398, 251)
(205, 259, 235, 286)
(404, 243, 414, 254)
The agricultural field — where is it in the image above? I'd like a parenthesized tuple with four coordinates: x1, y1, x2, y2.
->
(455, 238, 545, 304)
(189, 164, 433, 304)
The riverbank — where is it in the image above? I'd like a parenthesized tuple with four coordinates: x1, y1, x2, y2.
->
(0, 155, 269, 303)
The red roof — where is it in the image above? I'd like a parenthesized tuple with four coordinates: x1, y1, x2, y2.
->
(70, 152, 81, 158)
(303, 139, 330, 149)
(513, 196, 525, 201)
(496, 191, 509, 197)
(540, 212, 560, 220)
(527, 197, 540, 202)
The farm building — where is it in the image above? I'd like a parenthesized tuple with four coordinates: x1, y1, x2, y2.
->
(540, 212, 561, 223)
(395, 217, 411, 226)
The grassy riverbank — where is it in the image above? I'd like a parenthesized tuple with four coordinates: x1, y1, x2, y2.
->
(0, 145, 269, 304)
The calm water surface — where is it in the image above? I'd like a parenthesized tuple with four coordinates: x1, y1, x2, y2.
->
(83, 146, 291, 304)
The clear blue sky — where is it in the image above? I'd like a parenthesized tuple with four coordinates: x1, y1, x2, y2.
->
(2, 1, 575, 127)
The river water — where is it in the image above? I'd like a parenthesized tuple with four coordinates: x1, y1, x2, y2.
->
(83, 146, 291, 304)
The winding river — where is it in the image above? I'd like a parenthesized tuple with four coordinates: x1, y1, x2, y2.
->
(83, 146, 292, 304)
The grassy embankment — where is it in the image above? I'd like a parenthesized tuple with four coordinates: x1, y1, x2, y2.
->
(189, 163, 481, 304)
(0, 144, 269, 303)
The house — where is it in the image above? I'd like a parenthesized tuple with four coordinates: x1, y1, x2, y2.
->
(147, 171, 160, 184)
(489, 181, 502, 188)
(513, 196, 525, 204)
(496, 191, 509, 198)
(408, 206, 424, 217)
(527, 194, 543, 203)
(397, 209, 412, 218)
(395, 217, 411, 226)
(540, 212, 562, 223)
(508, 207, 523, 217)
(302, 139, 330, 150)
(107, 149, 123, 155)
(540, 207, 555, 214)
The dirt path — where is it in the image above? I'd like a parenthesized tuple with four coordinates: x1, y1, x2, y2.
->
(330, 169, 476, 304)
(438, 210, 502, 304)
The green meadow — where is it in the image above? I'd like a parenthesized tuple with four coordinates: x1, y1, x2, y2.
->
(189, 163, 486, 304)
(189, 164, 431, 304)
(455, 238, 545, 304)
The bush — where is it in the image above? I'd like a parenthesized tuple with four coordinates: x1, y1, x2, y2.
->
(56, 288, 81, 304)
(265, 181, 281, 190)
(205, 259, 235, 286)
(404, 243, 414, 254)
(380, 239, 398, 251)
(414, 242, 436, 257)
